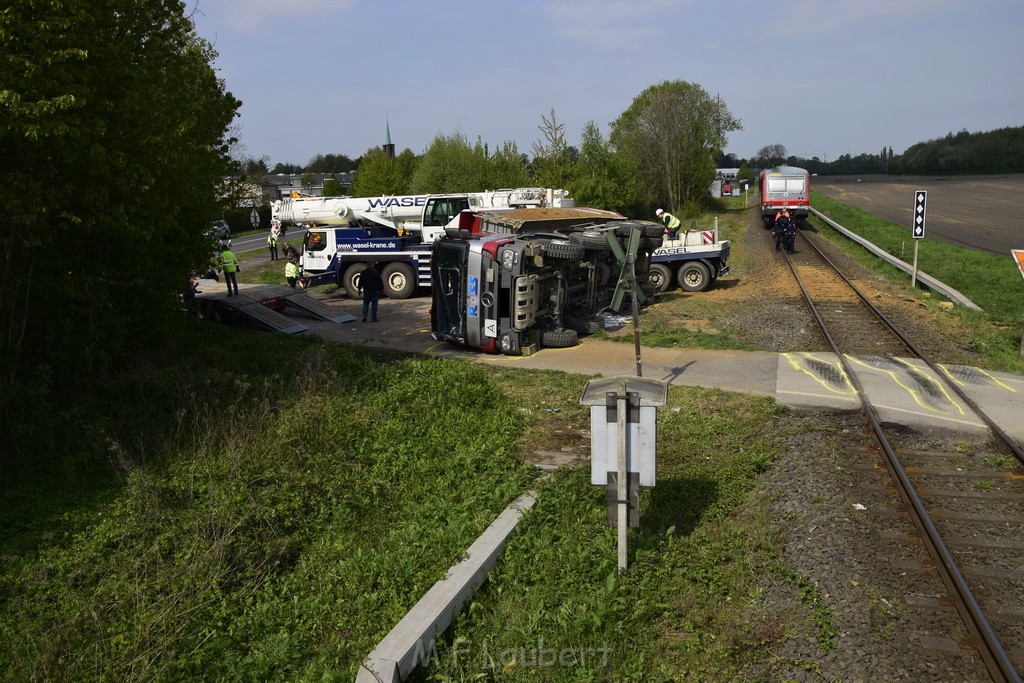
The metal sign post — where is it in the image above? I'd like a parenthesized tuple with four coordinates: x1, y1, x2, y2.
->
(1013, 249, 1024, 358)
(911, 190, 927, 288)
(581, 376, 667, 573)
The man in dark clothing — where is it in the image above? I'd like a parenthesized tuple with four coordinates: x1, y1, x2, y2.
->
(358, 260, 384, 322)
(782, 218, 798, 254)
(772, 215, 787, 252)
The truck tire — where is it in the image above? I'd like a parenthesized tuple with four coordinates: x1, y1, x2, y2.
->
(382, 262, 416, 299)
(677, 261, 711, 292)
(643, 222, 666, 238)
(541, 329, 578, 348)
(543, 241, 586, 261)
(343, 263, 365, 299)
(568, 230, 612, 250)
(565, 314, 601, 334)
(647, 263, 673, 293)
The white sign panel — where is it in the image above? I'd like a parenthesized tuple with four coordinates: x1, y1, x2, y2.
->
(912, 190, 927, 239)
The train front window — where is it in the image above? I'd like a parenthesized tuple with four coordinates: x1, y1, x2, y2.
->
(768, 177, 805, 194)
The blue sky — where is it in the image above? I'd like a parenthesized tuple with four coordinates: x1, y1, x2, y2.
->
(191, 0, 1024, 168)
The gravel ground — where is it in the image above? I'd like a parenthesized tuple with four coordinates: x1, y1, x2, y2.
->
(720, 215, 996, 681)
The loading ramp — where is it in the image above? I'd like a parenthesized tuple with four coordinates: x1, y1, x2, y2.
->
(195, 284, 355, 333)
(283, 291, 355, 323)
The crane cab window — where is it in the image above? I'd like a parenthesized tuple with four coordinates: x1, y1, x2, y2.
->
(304, 230, 328, 252)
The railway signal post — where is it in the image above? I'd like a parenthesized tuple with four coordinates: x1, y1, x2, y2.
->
(911, 190, 927, 288)
(1013, 249, 1024, 357)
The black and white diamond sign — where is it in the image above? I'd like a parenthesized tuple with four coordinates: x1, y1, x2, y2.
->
(912, 190, 927, 239)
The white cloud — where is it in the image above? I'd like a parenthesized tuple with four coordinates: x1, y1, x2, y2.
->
(543, 0, 678, 48)
(778, 0, 958, 36)
(206, 0, 356, 33)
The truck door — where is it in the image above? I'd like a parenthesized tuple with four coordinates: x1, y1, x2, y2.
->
(301, 229, 333, 273)
(430, 239, 470, 342)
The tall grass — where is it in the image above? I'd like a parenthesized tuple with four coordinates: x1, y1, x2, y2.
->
(810, 192, 1024, 373)
(0, 336, 534, 679)
(416, 383, 810, 681)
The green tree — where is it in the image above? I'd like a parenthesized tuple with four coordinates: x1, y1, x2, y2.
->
(754, 144, 787, 168)
(570, 121, 641, 213)
(348, 147, 409, 196)
(487, 141, 532, 189)
(321, 174, 346, 197)
(611, 81, 741, 213)
(736, 161, 755, 184)
(305, 152, 356, 174)
(409, 132, 491, 193)
(0, 0, 239, 470)
(532, 108, 574, 189)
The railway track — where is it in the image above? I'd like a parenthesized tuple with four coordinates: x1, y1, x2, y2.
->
(785, 227, 1024, 682)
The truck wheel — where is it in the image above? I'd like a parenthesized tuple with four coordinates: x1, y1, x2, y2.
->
(543, 241, 586, 261)
(382, 262, 416, 299)
(568, 230, 613, 250)
(648, 264, 673, 293)
(541, 329, 578, 348)
(565, 315, 601, 334)
(642, 223, 666, 238)
(678, 261, 711, 292)
(343, 264, 365, 299)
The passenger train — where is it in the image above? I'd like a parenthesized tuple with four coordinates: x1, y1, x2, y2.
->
(759, 165, 810, 227)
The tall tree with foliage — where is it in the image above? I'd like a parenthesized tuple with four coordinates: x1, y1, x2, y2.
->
(487, 141, 533, 189)
(571, 121, 641, 214)
(348, 147, 411, 196)
(611, 80, 741, 213)
(0, 0, 239, 471)
(409, 133, 490, 193)
(532, 108, 575, 189)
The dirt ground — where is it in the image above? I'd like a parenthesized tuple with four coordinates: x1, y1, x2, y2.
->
(813, 174, 1024, 256)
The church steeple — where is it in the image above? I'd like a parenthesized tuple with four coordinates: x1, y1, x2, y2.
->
(382, 116, 395, 159)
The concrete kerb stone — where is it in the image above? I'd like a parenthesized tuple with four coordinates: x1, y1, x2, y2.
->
(356, 491, 538, 683)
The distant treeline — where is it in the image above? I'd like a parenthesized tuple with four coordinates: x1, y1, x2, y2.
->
(776, 126, 1024, 176)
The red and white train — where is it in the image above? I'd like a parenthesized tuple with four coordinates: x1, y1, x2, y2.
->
(759, 165, 810, 227)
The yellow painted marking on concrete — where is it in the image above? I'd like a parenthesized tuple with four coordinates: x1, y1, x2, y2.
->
(847, 356, 966, 415)
(938, 364, 1017, 393)
(783, 352, 857, 395)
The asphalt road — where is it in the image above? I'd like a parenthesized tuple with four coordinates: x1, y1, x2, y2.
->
(814, 174, 1024, 256)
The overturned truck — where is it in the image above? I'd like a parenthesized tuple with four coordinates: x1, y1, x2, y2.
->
(430, 208, 731, 355)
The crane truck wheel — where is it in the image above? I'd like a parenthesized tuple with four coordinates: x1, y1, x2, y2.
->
(677, 261, 711, 292)
(382, 262, 416, 299)
(647, 264, 673, 293)
(541, 329, 578, 348)
(343, 264, 365, 299)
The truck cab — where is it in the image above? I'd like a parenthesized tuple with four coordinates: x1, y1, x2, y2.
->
(430, 225, 655, 355)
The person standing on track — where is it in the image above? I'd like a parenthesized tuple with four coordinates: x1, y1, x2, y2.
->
(358, 260, 384, 323)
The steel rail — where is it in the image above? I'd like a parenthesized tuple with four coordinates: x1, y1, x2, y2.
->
(798, 230, 1024, 466)
(784, 231, 1021, 683)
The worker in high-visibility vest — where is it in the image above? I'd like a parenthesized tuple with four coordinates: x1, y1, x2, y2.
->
(655, 208, 681, 239)
(285, 257, 299, 289)
(218, 244, 239, 296)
